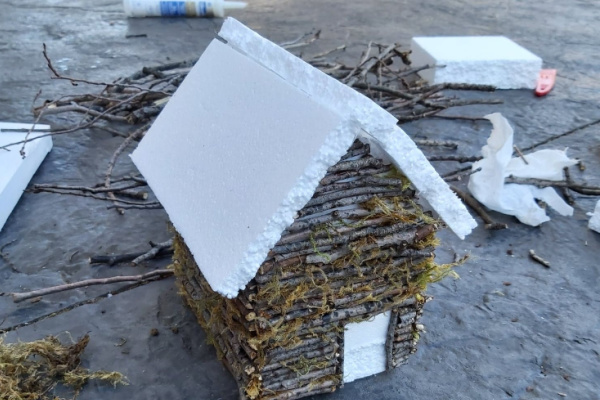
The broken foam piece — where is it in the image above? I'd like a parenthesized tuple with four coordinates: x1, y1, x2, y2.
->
(0, 122, 52, 232)
(588, 200, 600, 233)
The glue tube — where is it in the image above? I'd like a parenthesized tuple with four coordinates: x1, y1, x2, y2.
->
(123, 0, 247, 18)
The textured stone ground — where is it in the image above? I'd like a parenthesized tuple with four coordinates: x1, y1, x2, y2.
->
(1, 1, 599, 399)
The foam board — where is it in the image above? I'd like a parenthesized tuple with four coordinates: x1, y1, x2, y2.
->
(343, 311, 390, 383)
(0, 122, 52, 232)
(411, 36, 542, 89)
(219, 18, 397, 132)
(131, 39, 350, 298)
(220, 18, 476, 240)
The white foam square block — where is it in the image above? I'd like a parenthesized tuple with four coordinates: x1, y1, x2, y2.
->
(131, 39, 353, 298)
(411, 36, 542, 89)
(0, 122, 52, 232)
(343, 311, 390, 383)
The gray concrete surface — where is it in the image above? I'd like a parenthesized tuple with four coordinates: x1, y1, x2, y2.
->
(1, 1, 599, 399)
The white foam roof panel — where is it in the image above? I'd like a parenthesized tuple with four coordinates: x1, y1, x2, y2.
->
(0, 123, 53, 232)
(131, 18, 476, 298)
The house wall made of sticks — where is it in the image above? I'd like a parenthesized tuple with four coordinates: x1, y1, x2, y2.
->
(172, 139, 454, 400)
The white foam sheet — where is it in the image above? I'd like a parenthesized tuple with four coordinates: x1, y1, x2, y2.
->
(220, 18, 476, 240)
(588, 201, 600, 233)
(131, 39, 353, 298)
(343, 311, 390, 383)
(411, 36, 542, 89)
(0, 122, 52, 232)
(468, 113, 577, 226)
(219, 18, 396, 132)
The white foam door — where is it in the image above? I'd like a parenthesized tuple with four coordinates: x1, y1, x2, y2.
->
(343, 311, 390, 383)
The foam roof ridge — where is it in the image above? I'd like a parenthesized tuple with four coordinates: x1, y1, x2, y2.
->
(218, 18, 397, 132)
(217, 119, 360, 297)
(369, 126, 477, 239)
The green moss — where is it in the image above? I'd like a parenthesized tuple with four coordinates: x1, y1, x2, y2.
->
(0, 334, 127, 400)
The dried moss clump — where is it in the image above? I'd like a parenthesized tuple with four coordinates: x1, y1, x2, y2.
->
(0, 334, 127, 400)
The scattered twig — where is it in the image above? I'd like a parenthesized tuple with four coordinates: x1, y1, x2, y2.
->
(505, 177, 600, 196)
(32, 181, 145, 194)
(427, 155, 482, 163)
(451, 186, 508, 230)
(529, 249, 550, 268)
(132, 239, 174, 265)
(521, 118, 600, 152)
(414, 139, 459, 149)
(0, 278, 169, 334)
(107, 203, 163, 210)
(561, 167, 575, 205)
(26, 187, 155, 205)
(430, 115, 489, 122)
(513, 145, 529, 165)
(90, 246, 173, 266)
(10, 269, 174, 303)
(443, 167, 482, 182)
(104, 124, 150, 214)
(280, 30, 321, 49)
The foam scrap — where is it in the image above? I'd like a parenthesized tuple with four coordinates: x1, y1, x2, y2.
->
(588, 201, 600, 233)
(0, 122, 52, 232)
(468, 113, 577, 226)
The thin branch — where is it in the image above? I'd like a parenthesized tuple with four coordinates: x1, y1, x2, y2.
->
(43, 43, 167, 93)
(37, 104, 128, 123)
(513, 145, 529, 164)
(10, 269, 174, 303)
(505, 177, 600, 196)
(427, 155, 482, 163)
(529, 249, 550, 268)
(444, 167, 482, 182)
(521, 118, 600, 152)
(451, 186, 508, 230)
(132, 239, 173, 265)
(104, 124, 149, 214)
(32, 182, 144, 194)
(27, 187, 157, 205)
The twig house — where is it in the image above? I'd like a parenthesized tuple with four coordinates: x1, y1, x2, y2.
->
(132, 18, 476, 400)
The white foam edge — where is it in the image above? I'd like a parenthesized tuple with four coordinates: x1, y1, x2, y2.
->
(0, 123, 52, 232)
(368, 126, 477, 239)
(218, 18, 397, 132)
(216, 119, 360, 298)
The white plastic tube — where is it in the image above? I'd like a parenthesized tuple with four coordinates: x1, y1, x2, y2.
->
(123, 0, 247, 18)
